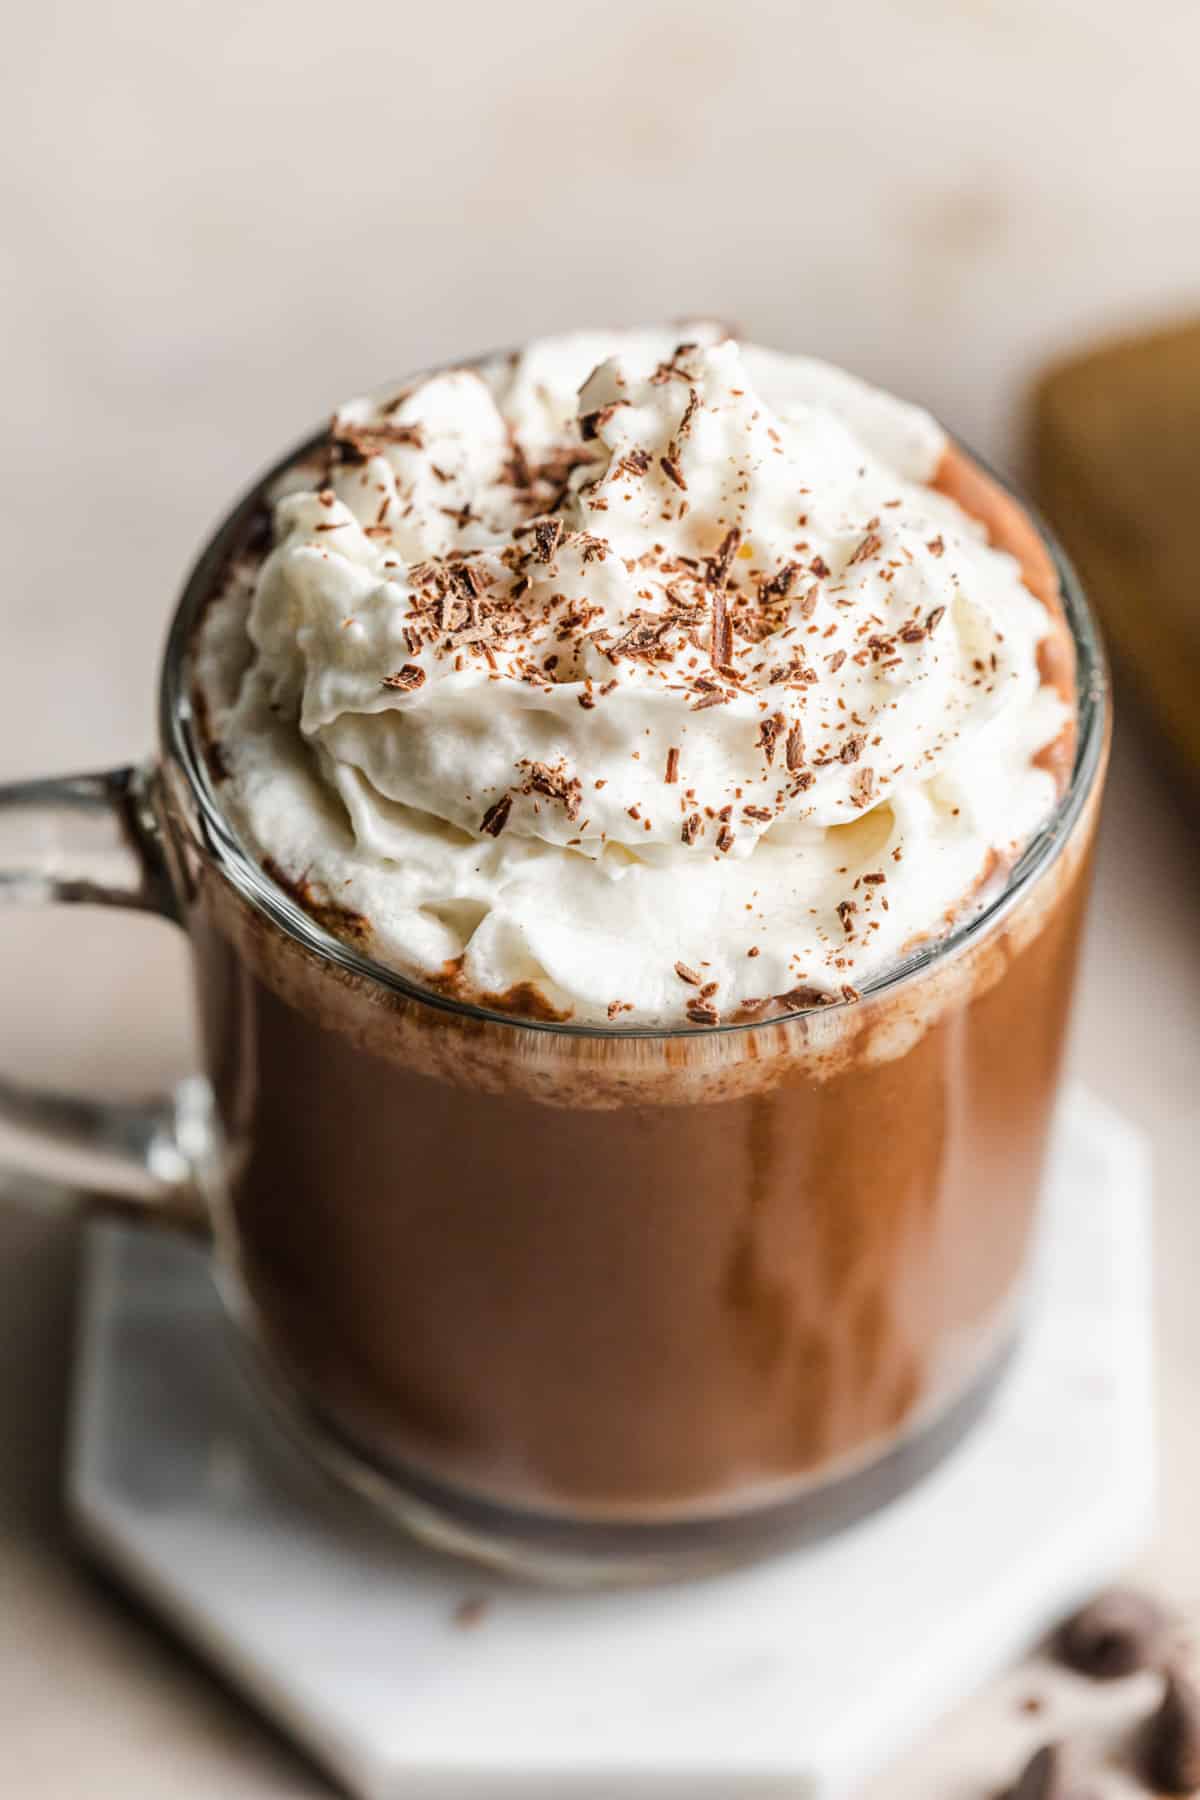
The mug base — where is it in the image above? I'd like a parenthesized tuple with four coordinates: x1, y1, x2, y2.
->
(234, 1326, 1017, 1586)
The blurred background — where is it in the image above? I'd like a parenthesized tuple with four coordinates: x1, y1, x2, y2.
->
(1, 1, 1197, 1793)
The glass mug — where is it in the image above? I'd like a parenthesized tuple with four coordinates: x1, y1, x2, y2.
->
(0, 397, 1109, 1584)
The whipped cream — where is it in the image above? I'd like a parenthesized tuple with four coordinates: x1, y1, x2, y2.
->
(194, 327, 1070, 1026)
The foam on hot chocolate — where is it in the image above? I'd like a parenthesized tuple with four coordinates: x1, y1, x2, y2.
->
(193, 328, 1071, 1026)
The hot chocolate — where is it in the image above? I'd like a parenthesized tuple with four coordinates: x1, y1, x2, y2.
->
(182, 328, 1102, 1568)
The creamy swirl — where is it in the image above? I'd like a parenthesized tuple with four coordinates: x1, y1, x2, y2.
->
(196, 327, 1071, 1025)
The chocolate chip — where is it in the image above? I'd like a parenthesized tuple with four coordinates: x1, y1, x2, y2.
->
(1005, 1743, 1099, 1800)
(1141, 1669, 1200, 1794)
(1056, 1589, 1171, 1680)
(1006, 1743, 1066, 1799)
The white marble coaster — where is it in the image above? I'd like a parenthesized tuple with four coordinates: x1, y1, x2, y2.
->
(65, 1085, 1152, 1800)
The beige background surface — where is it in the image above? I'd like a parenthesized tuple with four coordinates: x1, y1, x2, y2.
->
(2, 1, 1199, 1793)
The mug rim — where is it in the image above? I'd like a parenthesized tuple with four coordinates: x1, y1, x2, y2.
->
(159, 368, 1110, 1043)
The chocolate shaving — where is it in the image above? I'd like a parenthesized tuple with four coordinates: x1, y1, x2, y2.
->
(828, 648, 847, 672)
(665, 746, 680, 784)
(686, 1000, 720, 1025)
(785, 720, 806, 771)
(836, 899, 857, 933)
(681, 812, 702, 845)
(650, 354, 694, 387)
(706, 526, 743, 590)
(531, 517, 563, 563)
(381, 664, 426, 692)
(447, 561, 483, 601)
(710, 587, 733, 671)
(926, 605, 946, 632)
(611, 615, 673, 661)
(571, 531, 609, 564)
(332, 417, 423, 462)
(674, 961, 702, 985)
(850, 766, 877, 808)
(809, 555, 831, 579)
(839, 733, 865, 764)
(716, 825, 735, 854)
(479, 794, 512, 837)
(579, 400, 629, 441)
(504, 435, 532, 490)
(758, 715, 782, 765)
(848, 529, 883, 566)
(927, 535, 945, 558)
(899, 623, 927, 643)
(445, 624, 495, 647)
(761, 561, 800, 602)
(659, 453, 688, 491)
(615, 447, 652, 477)
(519, 759, 583, 822)
(777, 985, 831, 1010)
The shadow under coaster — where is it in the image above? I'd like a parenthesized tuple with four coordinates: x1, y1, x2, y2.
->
(64, 1084, 1153, 1799)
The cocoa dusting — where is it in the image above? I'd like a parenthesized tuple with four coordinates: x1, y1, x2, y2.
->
(260, 857, 371, 944)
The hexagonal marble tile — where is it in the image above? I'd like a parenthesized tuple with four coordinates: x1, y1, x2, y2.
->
(65, 1085, 1152, 1799)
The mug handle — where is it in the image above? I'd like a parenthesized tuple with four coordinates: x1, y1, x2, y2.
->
(0, 764, 207, 1231)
